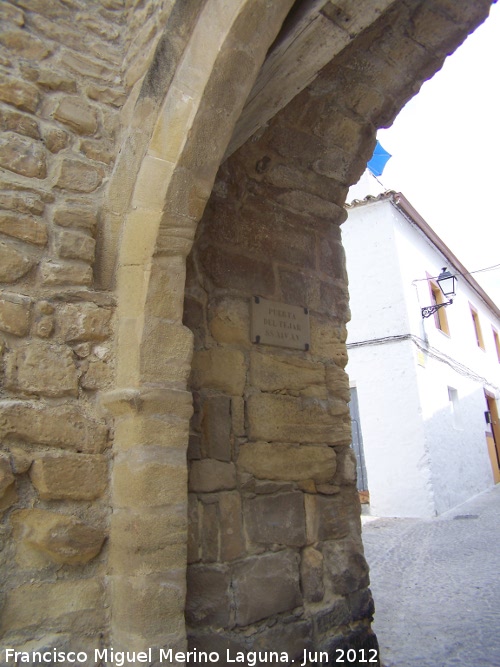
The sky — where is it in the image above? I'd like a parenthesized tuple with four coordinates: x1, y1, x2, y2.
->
(374, 1, 500, 306)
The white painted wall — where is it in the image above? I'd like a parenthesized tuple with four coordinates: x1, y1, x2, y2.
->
(343, 192, 500, 517)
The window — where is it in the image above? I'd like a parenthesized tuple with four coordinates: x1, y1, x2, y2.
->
(429, 278, 450, 335)
(493, 328, 500, 363)
(470, 305, 485, 349)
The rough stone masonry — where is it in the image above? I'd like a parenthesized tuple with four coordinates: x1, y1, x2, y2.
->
(0, 0, 493, 663)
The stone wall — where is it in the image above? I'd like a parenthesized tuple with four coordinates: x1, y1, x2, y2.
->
(0, 0, 175, 654)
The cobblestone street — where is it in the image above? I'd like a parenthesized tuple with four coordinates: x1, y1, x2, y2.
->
(362, 484, 500, 667)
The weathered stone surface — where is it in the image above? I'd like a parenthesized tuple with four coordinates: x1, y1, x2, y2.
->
(247, 394, 349, 444)
(231, 396, 245, 437)
(0, 76, 39, 112)
(301, 546, 324, 603)
(0, 132, 47, 179)
(0, 241, 34, 282)
(250, 351, 325, 392)
(0, 401, 108, 453)
(53, 97, 98, 135)
(0, 29, 50, 59)
(1, 579, 104, 633)
(55, 157, 103, 192)
(0, 106, 40, 139)
(198, 244, 275, 295)
(0, 293, 31, 335)
(191, 349, 246, 396)
(325, 363, 351, 402)
(334, 446, 358, 486)
(0, 211, 48, 245)
(0, 454, 17, 511)
(0, 191, 44, 216)
(313, 599, 351, 637)
(43, 126, 70, 153)
(12, 509, 105, 564)
(201, 396, 231, 462)
(321, 539, 370, 596)
(110, 506, 186, 575)
(245, 491, 306, 546)
(30, 453, 107, 500)
(56, 302, 112, 341)
(81, 359, 112, 390)
(113, 447, 187, 509)
(189, 460, 236, 493)
(306, 492, 359, 543)
(238, 442, 336, 482)
(219, 491, 245, 562)
(200, 500, 218, 562)
(4, 341, 78, 397)
(40, 261, 93, 286)
(208, 297, 249, 345)
(232, 551, 302, 626)
(186, 564, 231, 627)
(310, 316, 348, 365)
(53, 206, 97, 232)
(55, 229, 96, 262)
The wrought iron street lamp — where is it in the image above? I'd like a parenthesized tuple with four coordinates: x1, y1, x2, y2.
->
(421, 267, 457, 319)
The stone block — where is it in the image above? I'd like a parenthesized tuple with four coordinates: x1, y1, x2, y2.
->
(0, 106, 40, 139)
(113, 447, 187, 509)
(53, 206, 97, 233)
(40, 260, 93, 286)
(247, 394, 349, 444)
(0, 241, 34, 282)
(0, 211, 48, 245)
(200, 500, 218, 563)
(12, 509, 105, 565)
(0, 132, 46, 179)
(238, 442, 336, 483)
(348, 588, 375, 622)
(4, 340, 78, 397)
(55, 157, 103, 193)
(56, 302, 112, 342)
(189, 460, 236, 493)
(43, 126, 70, 153)
(198, 244, 275, 295)
(321, 539, 370, 596)
(0, 191, 44, 216)
(201, 396, 231, 462)
(191, 348, 246, 396)
(112, 572, 186, 648)
(219, 491, 245, 562)
(325, 364, 350, 402)
(305, 493, 356, 543)
(232, 551, 302, 626)
(310, 316, 348, 365)
(208, 297, 250, 346)
(53, 97, 98, 135)
(300, 546, 324, 603)
(30, 452, 107, 500)
(186, 564, 231, 627)
(333, 446, 357, 486)
(0, 454, 16, 511)
(55, 229, 96, 262)
(110, 506, 187, 575)
(0, 293, 31, 335)
(0, 29, 51, 59)
(253, 620, 313, 661)
(0, 401, 108, 453)
(313, 600, 351, 638)
(188, 494, 200, 564)
(0, 76, 39, 112)
(231, 397, 245, 437)
(244, 491, 306, 547)
(81, 359, 113, 390)
(250, 352, 325, 393)
(1, 579, 104, 634)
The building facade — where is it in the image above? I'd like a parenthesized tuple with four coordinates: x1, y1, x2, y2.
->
(344, 189, 500, 518)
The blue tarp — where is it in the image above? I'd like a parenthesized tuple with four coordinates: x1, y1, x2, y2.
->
(367, 141, 392, 177)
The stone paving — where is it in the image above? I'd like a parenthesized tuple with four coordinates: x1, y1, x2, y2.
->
(361, 484, 500, 667)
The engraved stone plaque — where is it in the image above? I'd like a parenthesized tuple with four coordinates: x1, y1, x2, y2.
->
(250, 296, 310, 351)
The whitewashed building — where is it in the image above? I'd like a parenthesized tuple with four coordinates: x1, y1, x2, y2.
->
(344, 182, 500, 518)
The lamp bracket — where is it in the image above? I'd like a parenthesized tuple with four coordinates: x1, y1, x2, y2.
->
(421, 299, 453, 319)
